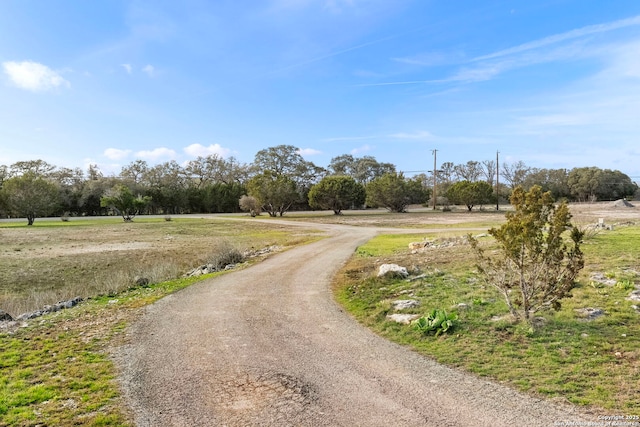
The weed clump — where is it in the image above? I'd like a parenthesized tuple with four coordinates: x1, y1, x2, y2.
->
(207, 240, 245, 270)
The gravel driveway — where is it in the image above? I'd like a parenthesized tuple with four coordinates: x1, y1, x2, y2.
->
(115, 222, 594, 426)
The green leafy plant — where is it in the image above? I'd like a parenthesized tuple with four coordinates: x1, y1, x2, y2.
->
(615, 280, 635, 291)
(414, 309, 458, 336)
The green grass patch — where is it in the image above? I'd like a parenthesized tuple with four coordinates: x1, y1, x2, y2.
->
(336, 224, 640, 414)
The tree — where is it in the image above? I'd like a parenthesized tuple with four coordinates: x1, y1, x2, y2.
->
(480, 160, 496, 184)
(454, 161, 482, 182)
(523, 168, 570, 200)
(246, 171, 299, 217)
(328, 154, 396, 184)
(469, 186, 584, 325)
(185, 154, 249, 187)
(239, 195, 260, 216)
(406, 174, 432, 205)
(253, 145, 325, 210)
(568, 167, 637, 202)
(1, 173, 60, 225)
(9, 159, 56, 178)
(100, 185, 151, 222)
(597, 169, 637, 200)
(308, 176, 366, 215)
(79, 177, 116, 216)
(51, 167, 84, 215)
(145, 161, 187, 214)
(365, 172, 411, 213)
(445, 180, 494, 211)
(501, 161, 530, 190)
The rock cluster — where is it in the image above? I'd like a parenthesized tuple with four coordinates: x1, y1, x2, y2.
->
(14, 297, 83, 321)
(0, 297, 84, 332)
(408, 236, 470, 253)
(184, 245, 282, 278)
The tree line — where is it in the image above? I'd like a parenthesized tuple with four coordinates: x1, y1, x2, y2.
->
(0, 145, 637, 224)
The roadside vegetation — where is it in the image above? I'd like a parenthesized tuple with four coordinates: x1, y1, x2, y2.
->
(335, 210, 640, 413)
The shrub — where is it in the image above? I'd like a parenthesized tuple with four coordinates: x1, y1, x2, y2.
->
(207, 240, 245, 270)
(469, 186, 584, 325)
(239, 195, 261, 217)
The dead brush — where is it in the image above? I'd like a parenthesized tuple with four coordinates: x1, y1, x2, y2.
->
(206, 239, 245, 270)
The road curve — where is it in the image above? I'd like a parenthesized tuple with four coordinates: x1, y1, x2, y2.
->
(115, 222, 592, 426)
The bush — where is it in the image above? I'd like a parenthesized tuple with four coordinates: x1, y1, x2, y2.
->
(239, 195, 261, 217)
(207, 240, 245, 270)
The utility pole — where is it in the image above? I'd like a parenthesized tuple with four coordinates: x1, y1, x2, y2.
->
(432, 149, 438, 210)
(496, 150, 500, 211)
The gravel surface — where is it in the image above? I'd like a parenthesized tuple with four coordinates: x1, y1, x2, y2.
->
(115, 221, 595, 426)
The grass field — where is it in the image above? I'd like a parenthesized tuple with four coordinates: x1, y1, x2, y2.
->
(334, 219, 640, 414)
(0, 216, 321, 316)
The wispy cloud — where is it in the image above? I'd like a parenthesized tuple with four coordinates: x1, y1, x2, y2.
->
(392, 51, 464, 67)
(388, 131, 433, 140)
(184, 143, 231, 158)
(121, 63, 132, 74)
(472, 15, 640, 62)
(351, 144, 372, 154)
(142, 64, 155, 77)
(104, 148, 132, 160)
(2, 61, 70, 92)
(297, 148, 322, 156)
(136, 147, 176, 160)
(271, 35, 397, 75)
(365, 15, 640, 88)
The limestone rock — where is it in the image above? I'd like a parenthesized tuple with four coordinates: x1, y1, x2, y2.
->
(627, 290, 640, 302)
(0, 309, 13, 322)
(386, 314, 421, 324)
(377, 264, 408, 278)
(392, 300, 420, 310)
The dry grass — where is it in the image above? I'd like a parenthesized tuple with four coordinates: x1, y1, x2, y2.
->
(0, 216, 319, 317)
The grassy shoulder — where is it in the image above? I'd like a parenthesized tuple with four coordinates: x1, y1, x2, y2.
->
(334, 226, 640, 414)
(0, 274, 218, 426)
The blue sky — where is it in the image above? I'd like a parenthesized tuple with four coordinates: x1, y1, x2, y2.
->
(2, 1, 640, 180)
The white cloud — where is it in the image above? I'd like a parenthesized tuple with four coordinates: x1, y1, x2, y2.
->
(142, 64, 155, 77)
(184, 143, 231, 158)
(136, 147, 176, 160)
(121, 64, 132, 74)
(388, 131, 433, 140)
(2, 61, 70, 92)
(351, 144, 372, 154)
(104, 148, 132, 160)
(297, 148, 322, 156)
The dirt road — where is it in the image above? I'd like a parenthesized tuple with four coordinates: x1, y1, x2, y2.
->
(115, 221, 593, 426)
